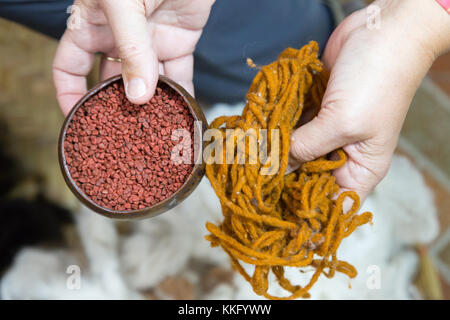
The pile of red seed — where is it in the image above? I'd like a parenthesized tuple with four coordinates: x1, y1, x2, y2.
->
(64, 81, 194, 211)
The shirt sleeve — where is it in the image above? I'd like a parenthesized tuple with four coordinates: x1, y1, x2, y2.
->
(0, 0, 72, 39)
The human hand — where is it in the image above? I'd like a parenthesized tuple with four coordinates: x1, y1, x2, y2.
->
(289, 0, 450, 202)
(53, 0, 214, 115)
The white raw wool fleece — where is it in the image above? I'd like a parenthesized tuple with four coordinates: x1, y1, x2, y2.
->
(75, 206, 140, 299)
(0, 102, 439, 300)
(0, 206, 140, 299)
(373, 156, 439, 245)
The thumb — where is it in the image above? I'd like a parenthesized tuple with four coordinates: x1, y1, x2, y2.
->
(101, 0, 158, 104)
(289, 111, 353, 166)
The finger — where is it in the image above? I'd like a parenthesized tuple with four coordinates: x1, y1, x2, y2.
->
(335, 186, 366, 215)
(100, 57, 164, 92)
(101, 0, 158, 104)
(53, 32, 95, 115)
(163, 54, 194, 96)
(333, 161, 377, 207)
(99, 56, 122, 81)
(289, 110, 354, 167)
(333, 143, 391, 206)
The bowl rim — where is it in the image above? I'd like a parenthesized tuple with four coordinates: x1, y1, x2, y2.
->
(58, 74, 208, 219)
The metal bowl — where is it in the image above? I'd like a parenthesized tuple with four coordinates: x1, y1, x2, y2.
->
(58, 74, 207, 219)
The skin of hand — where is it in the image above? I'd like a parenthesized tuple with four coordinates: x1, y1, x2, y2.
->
(289, 0, 450, 203)
(53, 0, 215, 115)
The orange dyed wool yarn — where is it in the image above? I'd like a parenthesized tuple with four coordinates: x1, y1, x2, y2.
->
(204, 41, 373, 300)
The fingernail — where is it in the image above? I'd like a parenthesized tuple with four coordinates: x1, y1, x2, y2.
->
(125, 78, 147, 99)
(285, 160, 300, 175)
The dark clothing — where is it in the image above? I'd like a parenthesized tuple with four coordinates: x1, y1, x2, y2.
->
(194, 0, 333, 103)
(0, 0, 333, 103)
(0, 0, 69, 39)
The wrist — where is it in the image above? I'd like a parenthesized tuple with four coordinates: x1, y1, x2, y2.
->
(375, 0, 450, 58)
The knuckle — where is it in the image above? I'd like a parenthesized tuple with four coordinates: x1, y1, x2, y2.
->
(321, 103, 366, 141)
(116, 42, 146, 63)
(337, 115, 364, 140)
(290, 138, 316, 162)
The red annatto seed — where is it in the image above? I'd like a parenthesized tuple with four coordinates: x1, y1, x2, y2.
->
(64, 81, 194, 212)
